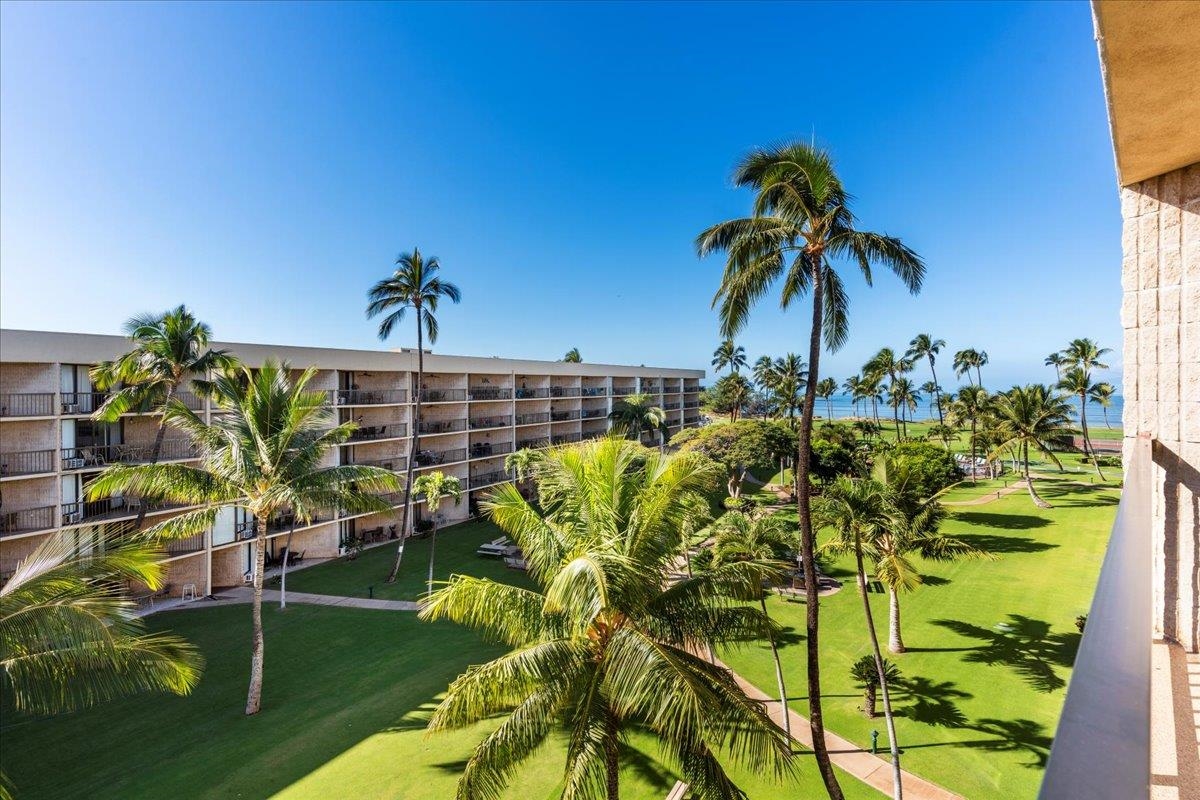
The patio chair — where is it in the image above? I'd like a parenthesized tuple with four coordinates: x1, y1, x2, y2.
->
(289, 550, 305, 565)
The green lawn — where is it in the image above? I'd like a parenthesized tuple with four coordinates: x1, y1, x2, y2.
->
(3, 538, 882, 799)
(281, 519, 529, 601)
(720, 473, 1120, 800)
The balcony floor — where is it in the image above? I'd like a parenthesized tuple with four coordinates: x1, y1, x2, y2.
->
(1152, 640, 1200, 799)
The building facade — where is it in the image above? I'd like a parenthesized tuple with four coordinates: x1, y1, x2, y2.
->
(0, 328, 704, 596)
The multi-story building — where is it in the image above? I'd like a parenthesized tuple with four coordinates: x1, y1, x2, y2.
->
(0, 328, 704, 596)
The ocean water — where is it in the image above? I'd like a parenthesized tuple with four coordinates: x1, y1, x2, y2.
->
(811, 393, 1125, 428)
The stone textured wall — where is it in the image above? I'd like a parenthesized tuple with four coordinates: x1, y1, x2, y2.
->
(1121, 162, 1200, 650)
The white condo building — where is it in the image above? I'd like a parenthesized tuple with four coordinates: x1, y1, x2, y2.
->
(0, 329, 704, 597)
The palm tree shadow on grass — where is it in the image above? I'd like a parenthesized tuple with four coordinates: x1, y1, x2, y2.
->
(931, 614, 1081, 693)
(950, 511, 1051, 530)
(954, 533, 1059, 554)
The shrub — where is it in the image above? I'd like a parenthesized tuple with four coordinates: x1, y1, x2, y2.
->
(885, 441, 959, 497)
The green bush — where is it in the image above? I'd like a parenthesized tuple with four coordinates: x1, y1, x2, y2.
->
(886, 441, 959, 497)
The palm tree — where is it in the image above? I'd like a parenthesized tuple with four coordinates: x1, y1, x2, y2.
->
(872, 455, 988, 653)
(887, 378, 920, 439)
(712, 511, 797, 745)
(1061, 338, 1111, 373)
(420, 437, 792, 799)
(90, 306, 234, 530)
(866, 348, 911, 440)
(988, 385, 1077, 508)
(609, 392, 669, 448)
(919, 381, 939, 418)
(947, 386, 991, 484)
(1057, 367, 1107, 480)
(770, 354, 807, 424)
(816, 477, 904, 800)
(87, 360, 399, 715)
(952, 348, 987, 387)
(712, 339, 748, 374)
(504, 447, 539, 483)
(714, 373, 753, 422)
(862, 373, 885, 428)
(412, 471, 463, 597)
(753, 354, 779, 390)
(1091, 382, 1116, 428)
(849, 655, 900, 719)
(1044, 352, 1068, 381)
(816, 377, 838, 420)
(699, 140, 923, 800)
(843, 375, 864, 418)
(905, 334, 946, 427)
(562, 347, 582, 363)
(366, 248, 462, 584)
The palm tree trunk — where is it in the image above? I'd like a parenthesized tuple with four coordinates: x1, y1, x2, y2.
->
(969, 420, 977, 485)
(605, 714, 620, 800)
(1024, 441, 1052, 509)
(888, 589, 905, 654)
(1079, 392, 1105, 481)
(387, 308, 423, 583)
(892, 403, 901, 441)
(929, 358, 944, 427)
(761, 595, 792, 749)
(1103, 407, 1111, 429)
(245, 516, 268, 715)
(826, 396, 834, 420)
(854, 536, 903, 800)
(133, 384, 177, 532)
(975, 365, 983, 388)
(797, 258, 845, 800)
(426, 520, 438, 597)
(279, 520, 296, 609)
(865, 685, 877, 718)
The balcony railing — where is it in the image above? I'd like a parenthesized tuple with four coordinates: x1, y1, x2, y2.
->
(347, 423, 407, 442)
(515, 412, 550, 425)
(418, 388, 466, 403)
(60, 497, 184, 526)
(414, 447, 466, 467)
(350, 456, 408, 472)
(552, 432, 582, 445)
(469, 440, 513, 459)
(469, 415, 512, 430)
(469, 469, 512, 490)
(549, 386, 580, 398)
(580, 428, 607, 441)
(165, 532, 207, 556)
(60, 392, 109, 415)
(580, 408, 606, 419)
(335, 389, 408, 406)
(266, 506, 336, 533)
(581, 387, 607, 397)
(683, 416, 700, 425)
(61, 440, 197, 470)
(663, 402, 681, 410)
(550, 410, 580, 422)
(417, 418, 466, 435)
(683, 401, 700, 409)
(514, 387, 549, 399)
(1038, 435, 1150, 800)
(175, 391, 205, 411)
(0, 504, 57, 535)
(641, 385, 662, 394)
(468, 387, 512, 401)
(611, 387, 636, 397)
(517, 436, 549, 450)
(0, 392, 56, 417)
(684, 386, 702, 394)
(1, 448, 56, 477)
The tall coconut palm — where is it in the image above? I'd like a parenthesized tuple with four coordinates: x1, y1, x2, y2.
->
(712, 511, 797, 746)
(919, 381, 939, 418)
(87, 360, 399, 715)
(412, 471, 463, 596)
(952, 348, 987, 387)
(887, 378, 920, 439)
(753, 354, 779, 390)
(562, 347, 582, 363)
(698, 140, 923, 800)
(988, 385, 1077, 508)
(771, 354, 807, 424)
(421, 437, 793, 799)
(366, 248, 462, 584)
(712, 339, 748, 374)
(905, 334, 946, 426)
(816, 477, 904, 800)
(1090, 382, 1116, 428)
(843, 375, 864, 418)
(1044, 352, 1068, 381)
(816, 377, 838, 420)
(714, 373, 753, 422)
(947, 386, 991, 484)
(90, 306, 234, 530)
(862, 373, 885, 428)
(609, 392, 669, 448)
(1057, 367, 1107, 480)
(866, 348, 911, 440)
(1061, 338, 1111, 373)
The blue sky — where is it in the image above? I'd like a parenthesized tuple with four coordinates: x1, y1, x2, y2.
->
(0, 1, 1122, 389)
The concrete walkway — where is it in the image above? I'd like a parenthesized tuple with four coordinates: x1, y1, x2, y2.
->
(213, 586, 421, 611)
(941, 480, 1027, 507)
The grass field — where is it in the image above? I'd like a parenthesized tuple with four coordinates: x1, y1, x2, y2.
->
(721, 472, 1119, 800)
(2, 527, 881, 800)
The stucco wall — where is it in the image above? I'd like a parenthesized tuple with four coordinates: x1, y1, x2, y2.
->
(1121, 162, 1200, 650)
